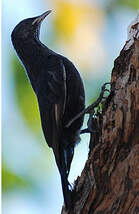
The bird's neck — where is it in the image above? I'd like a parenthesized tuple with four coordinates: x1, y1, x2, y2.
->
(13, 38, 50, 90)
(14, 38, 49, 65)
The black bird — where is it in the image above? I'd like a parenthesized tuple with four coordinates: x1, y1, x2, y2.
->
(11, 10, 85, 209)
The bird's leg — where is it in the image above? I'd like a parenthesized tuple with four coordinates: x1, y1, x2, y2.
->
(65, 82, 111, 130)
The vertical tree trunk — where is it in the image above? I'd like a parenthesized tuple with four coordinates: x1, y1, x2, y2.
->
(61, 13, 139, 214)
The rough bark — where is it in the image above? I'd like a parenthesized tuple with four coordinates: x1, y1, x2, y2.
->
(61, 14, 139, 214)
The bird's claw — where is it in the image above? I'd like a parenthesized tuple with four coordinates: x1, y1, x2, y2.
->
(65, 82, 111, 128)
(85, 82, 111, 114)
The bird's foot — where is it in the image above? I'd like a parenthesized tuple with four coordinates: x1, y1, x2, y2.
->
(84, 82, 111, 114)
(65, 82, 111, 128)
(80, 111, 100, 134)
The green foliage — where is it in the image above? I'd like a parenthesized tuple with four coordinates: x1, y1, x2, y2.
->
(117, 0, 139, 10)
(2, 164, 31, 192)
(11, 56, 41, 133)
(107, 0, 139, 12)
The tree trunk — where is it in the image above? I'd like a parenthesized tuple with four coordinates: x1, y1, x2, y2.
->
(61, 14, 139, 214)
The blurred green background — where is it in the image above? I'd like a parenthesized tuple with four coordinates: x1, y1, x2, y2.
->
(2, 0, 138, 213)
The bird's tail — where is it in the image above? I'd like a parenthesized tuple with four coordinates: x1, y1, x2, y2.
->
(59, 145, 74, 210)
(60, 171, 71, 210)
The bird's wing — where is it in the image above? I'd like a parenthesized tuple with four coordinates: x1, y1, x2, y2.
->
(37, 55, 67, 168)
(47, 55, 67, 125)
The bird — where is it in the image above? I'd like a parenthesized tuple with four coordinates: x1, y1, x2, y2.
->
(11, 10, 85, 210)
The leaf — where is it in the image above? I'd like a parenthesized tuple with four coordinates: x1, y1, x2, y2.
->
(2, 164, 31, 192)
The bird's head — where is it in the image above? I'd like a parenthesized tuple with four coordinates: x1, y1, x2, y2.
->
(11, 10, 52, 43)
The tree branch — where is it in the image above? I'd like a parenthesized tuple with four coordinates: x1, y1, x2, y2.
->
(61, 13, 139, 214)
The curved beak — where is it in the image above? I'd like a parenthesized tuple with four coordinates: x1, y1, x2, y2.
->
(32, 10, 52, 25)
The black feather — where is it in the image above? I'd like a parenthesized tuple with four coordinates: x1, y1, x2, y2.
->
(11, 11, 85, 210)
